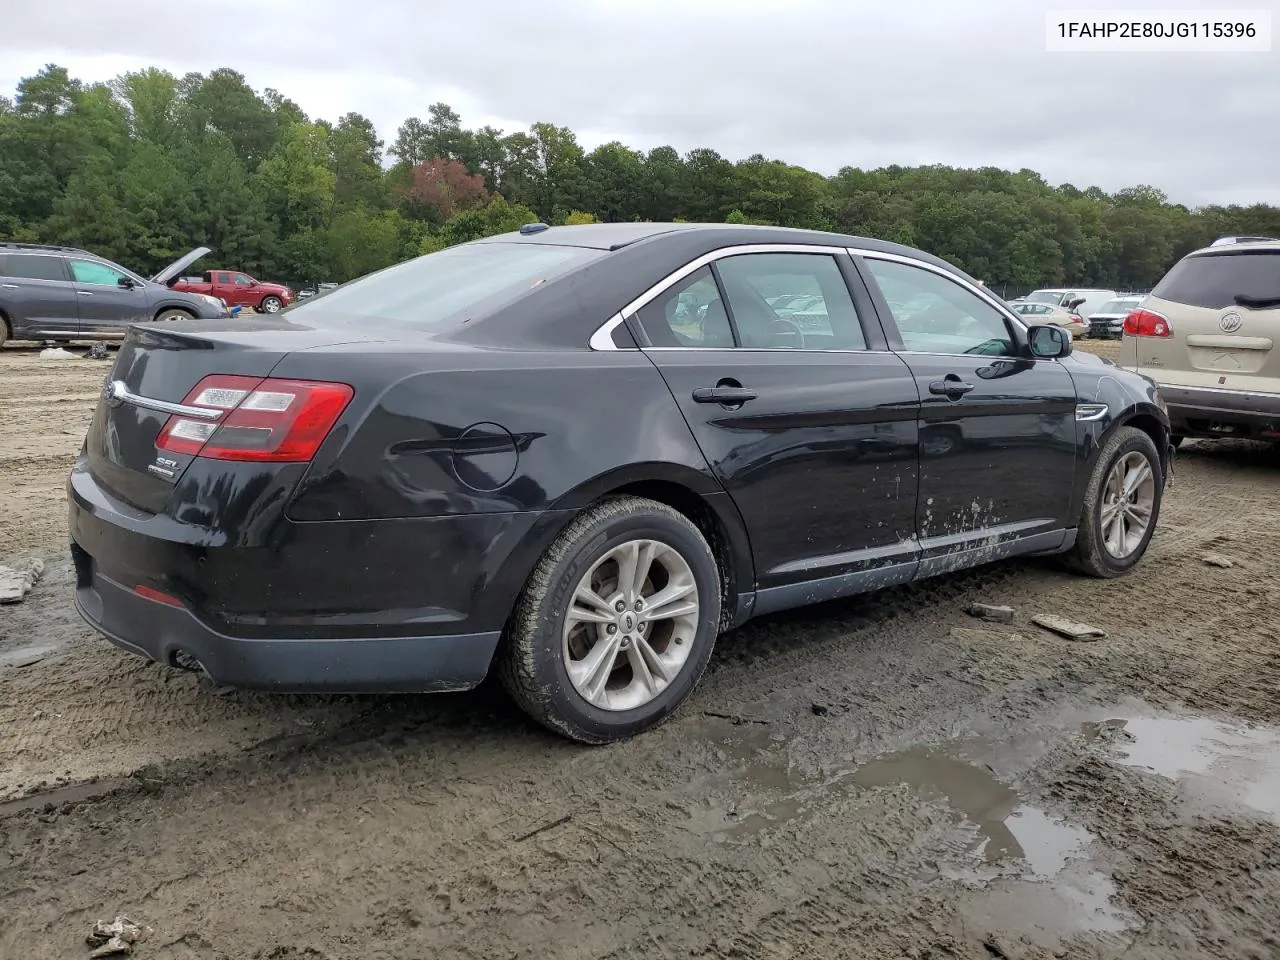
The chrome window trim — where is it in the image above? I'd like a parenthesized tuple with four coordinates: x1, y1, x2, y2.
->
(106, 380, 224, 420)
(588, 243, 853, 351)
(588, 314, 628, 351)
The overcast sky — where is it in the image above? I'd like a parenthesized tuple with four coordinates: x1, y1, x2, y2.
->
(2, 0, 1276, 207)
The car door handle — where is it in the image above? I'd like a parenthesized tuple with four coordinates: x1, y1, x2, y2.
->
(76, 290, 94, 296)
(692, 386, 757, 405)
(929, 378, 974, 398)
(0, 283, 18, 290)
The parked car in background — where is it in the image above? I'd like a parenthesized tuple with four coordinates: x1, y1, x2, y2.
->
(172, 268, 294, 313)
(1024, 287, 1119, 321)
(1118, 238, 1280, 446)
(295, 283, 338, 302)
(0, 242, 228, 345)
(1008, 300, 1089, 337)
(68, 222, 1171, 744)
(1088, 295, 1146, 339)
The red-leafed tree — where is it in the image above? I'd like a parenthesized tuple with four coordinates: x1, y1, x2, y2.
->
(402, 156, 489, 224)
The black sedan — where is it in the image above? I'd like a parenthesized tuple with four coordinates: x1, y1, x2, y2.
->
(67, 223, 1172, 743)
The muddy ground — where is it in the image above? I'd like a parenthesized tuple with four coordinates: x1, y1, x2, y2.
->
(2, 339, 1279, 960)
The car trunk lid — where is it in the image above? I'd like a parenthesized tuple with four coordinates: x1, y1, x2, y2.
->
(85, 318, 387, 513)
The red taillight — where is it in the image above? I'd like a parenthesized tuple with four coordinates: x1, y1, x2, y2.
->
(155, 374, 353, 462)
(1070, 314, 1083, 323)
(1122, 308, 1171, 338)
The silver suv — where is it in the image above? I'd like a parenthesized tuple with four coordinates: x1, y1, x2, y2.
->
(1118, 238, 1279, 445)
(0, 243, 227, 346)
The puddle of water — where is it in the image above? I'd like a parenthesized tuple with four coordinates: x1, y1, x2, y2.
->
(1085, 713, 1280, 823)
(690, 720, 1136, 939)
(851, 748, 1092, 879)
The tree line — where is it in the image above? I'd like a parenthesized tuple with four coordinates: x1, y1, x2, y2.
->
(2, 64, 1277, 289)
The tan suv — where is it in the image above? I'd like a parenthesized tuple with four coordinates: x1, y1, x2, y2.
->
(1119, 238, 1280, 446)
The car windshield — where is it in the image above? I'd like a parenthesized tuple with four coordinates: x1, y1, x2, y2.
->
(1097, 298, 1139, 313)
(288, 241, 604, 329)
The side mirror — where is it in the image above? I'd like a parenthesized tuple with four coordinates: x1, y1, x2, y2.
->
(1028, 324, 1073, 359)
(117, 276, 136, 289)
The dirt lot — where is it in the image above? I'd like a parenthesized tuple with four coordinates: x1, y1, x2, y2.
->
(2, 339, 1279, 960)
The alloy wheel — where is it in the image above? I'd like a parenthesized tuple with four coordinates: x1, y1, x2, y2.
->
(1099, 451, 1156, 558)
(561, 538, 700, 711)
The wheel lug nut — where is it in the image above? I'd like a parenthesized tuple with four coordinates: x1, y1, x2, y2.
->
(615, 600, 625, 612)
(635, 599, 644, 611)
(606, 624, 616, 634)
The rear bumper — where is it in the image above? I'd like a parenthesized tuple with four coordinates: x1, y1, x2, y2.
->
(72, 555, 500, 692)
(67, 458, 572, 692)
(1088, 319, 1124, 337)
(1160, 384, 1280, 438)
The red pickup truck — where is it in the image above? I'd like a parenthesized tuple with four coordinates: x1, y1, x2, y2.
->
(171, 270, 295, 313)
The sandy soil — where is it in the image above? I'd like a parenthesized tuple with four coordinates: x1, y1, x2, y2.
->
(2, 339, 1279, 960)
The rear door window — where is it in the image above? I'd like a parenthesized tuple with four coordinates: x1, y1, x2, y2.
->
(1152, 251, 1280, 309)
(3, 254, 68, 282)
(633, 266, 735, 347)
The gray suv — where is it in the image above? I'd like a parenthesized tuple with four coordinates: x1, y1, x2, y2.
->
(0, 243, 228, 346)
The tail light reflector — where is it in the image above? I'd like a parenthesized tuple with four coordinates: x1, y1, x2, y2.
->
(1123, 308, 1171, 338)
(134, 584, 183, 607)
(156, 374, 354, 462)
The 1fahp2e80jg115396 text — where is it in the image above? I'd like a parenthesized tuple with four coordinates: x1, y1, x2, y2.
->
(1056, 20, 1258, 39)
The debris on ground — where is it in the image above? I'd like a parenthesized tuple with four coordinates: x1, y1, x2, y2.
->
(1202, 553, 1235, 568)
(0, 557, 45, 603)
(86, 917, 149, 957)
(87, 342, 111, 360)
(811, 702, 831, 716)
(39, 346, 79, 360)
(1032, 614, 1107, 642)
(968, 601, 1015, 623)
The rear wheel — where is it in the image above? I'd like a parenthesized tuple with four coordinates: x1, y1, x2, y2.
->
(259, 296, 283, 313)
(500, 496, 721, 744)
(1067, 425, 1163, 578)
(0, 313, 9, 348)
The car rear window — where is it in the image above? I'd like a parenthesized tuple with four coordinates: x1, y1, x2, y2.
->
(1151, 250, 1280, 310)
(291, 241, 604, 329)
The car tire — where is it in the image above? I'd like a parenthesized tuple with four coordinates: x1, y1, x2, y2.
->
(259, 296, 283, 313)
(0, 314, 9, 348)
(500, 495, 722, 744)
(1066, 425, 1164, 579)
(154, 308, 195, 322)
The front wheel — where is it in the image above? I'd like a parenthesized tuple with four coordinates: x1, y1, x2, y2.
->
(500, 496, 722, 744)
(259, 296, 283, 313)
(1066, 425, 1164, 578)
(154, 309, 195, 323)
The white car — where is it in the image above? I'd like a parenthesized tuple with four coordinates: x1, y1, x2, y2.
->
(1087, 295, 1146, 340)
